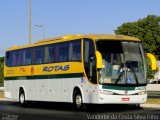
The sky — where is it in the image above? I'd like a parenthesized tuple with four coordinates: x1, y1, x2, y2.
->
(0, 0, 160, 56)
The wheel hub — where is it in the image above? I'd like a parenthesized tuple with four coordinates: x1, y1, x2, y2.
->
(20, 93, 25, 104)
(76, 95, 82, 108)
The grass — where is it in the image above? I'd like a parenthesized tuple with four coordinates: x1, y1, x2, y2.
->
(146, 98, 160, 104)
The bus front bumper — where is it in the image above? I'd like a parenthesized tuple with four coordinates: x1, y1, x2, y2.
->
(97, 94, 147, 104)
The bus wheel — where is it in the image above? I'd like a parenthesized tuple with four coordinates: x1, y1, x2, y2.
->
(73, 91, 85, 110)
(19, 90, 26, 106)
(135, 104, 142, 109)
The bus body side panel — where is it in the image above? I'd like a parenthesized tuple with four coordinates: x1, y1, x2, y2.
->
(4, 77, 100, 104)
(48, 79, 61, 102)
(4, 78, 147, 104)
(4, 80, 12, 99)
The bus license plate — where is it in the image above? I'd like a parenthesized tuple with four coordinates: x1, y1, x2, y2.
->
(121, 98, 130, 101)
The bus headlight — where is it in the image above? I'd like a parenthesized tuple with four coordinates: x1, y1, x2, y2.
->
(138, 91, 146, 95)
(99, 90, 114, 95)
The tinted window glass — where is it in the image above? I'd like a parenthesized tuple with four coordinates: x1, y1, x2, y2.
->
(59, 43, 69, 62)
(33, 47, 43, 64)
(6, 40, 81, 67)
(6, 52, 13, 67)
(25, 49, 32, 65)
(12, 50, 22, 66)
(69, 40, 81, 61)
(48, 46, 55, 63)
(83, 39, 96, 84)
(44, 45, 56, 63)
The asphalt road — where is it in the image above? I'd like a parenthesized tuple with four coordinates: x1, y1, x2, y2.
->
(0, 101, 160, 120)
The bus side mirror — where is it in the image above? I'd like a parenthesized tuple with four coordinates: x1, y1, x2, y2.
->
(146, 53, 157, 71)
(96, 51, 102, 69)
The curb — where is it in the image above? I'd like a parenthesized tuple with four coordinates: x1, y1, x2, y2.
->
(140, 104, 160, 109)
(0, 98, 18, 101)
(0, 98, 9, 101)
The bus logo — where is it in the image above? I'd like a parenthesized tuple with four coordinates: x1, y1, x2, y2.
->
(43, 65, 70, 72)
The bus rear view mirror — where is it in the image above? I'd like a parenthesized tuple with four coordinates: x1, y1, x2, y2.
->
(96, 51, 102, 69)
(147, 53, 157, 71)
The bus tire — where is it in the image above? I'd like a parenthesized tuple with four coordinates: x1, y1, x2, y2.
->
(73, 90, 86, 110)
(135, 104, 142, 109)
(19, 89, 27, 107)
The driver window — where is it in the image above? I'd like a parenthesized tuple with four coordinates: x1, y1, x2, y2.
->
(83, 39, 97, 84)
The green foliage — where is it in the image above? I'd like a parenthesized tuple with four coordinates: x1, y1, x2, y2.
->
(115, 15, 160, 55)
(0, 57, 4, 83)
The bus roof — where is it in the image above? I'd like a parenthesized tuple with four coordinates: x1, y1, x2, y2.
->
(7, 34, 140, 51)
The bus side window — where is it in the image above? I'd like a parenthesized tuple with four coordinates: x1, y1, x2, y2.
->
(17, 51, 22, 66)
(21, 50, 25, 66)
(69, 40, 81, 61)
(12, 50, 22, 66)
(48, 46, 55, 63)
(44, 45, 55, 63)
(59, 43, 69, 62)
(35, 47, 43, 64)
(24, 49, 32, 65)
(6, 51, 13, 67)
(55, 45, 59, 62)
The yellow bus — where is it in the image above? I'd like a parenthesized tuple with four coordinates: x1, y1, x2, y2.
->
(4, 34, 147, 109)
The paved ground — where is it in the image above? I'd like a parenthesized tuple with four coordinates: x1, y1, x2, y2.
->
(0, 100, 160, 120)
(140, 103, 160, 109)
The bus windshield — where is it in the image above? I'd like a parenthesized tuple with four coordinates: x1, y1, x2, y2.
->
(96, 40, 147, 86)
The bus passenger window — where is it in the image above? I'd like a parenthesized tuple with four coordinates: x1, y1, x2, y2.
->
(12, 51, 21, 66)
(59, 43, 69, 62)
(48, 46, 55, 62)
(69, 40, 81, 61)
(25, 49, 31, 65)
(44, 46, 55, 63)
(6, 52, 13, 67)
(35, 48, 43, 64)
(55, 45, 59, 62)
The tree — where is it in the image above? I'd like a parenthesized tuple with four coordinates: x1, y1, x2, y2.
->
(115, 15, 160, 55)
(0, 57, 4, 83)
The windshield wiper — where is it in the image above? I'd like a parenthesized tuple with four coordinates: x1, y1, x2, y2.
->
(115, 61, 139, 85)
(115, 72, 124, 84)
(130, 61, 139, 85)
(115, 63, 125, 84)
